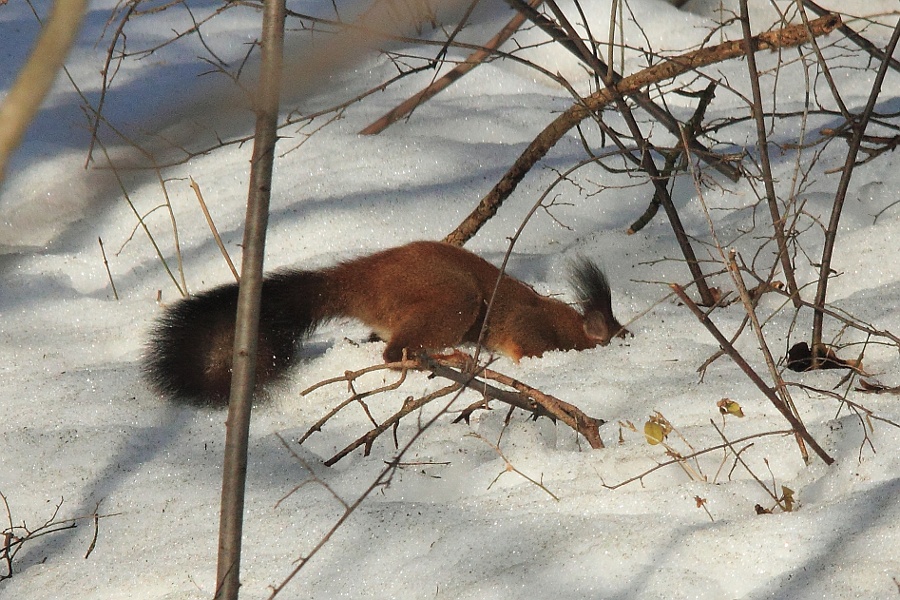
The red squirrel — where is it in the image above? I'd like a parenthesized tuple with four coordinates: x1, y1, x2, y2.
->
(143, 241, 626, 403)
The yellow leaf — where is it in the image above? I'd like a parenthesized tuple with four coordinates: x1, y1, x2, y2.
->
(717, 398, 745, 418)
(644, 420, 667, 445)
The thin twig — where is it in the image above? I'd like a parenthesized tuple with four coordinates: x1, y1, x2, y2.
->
(324, 384, 462, 466)
(98, 237, 119, 300)
(710, 420, 786, 510)
(738, 0, 802, 307)
(360, 0, 544, 135)
(269, 373, 485, 597)
(601, 429, 794, 490)
(84, 502, 102, 559)
(470, 432, 560, 501)
(800, 0, 900, 74)
(298, 361, 411, 445)
(727, 250, 809, 462)
(190, 177, 239, 282)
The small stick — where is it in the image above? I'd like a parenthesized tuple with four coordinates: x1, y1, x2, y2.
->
(98, 237, 119, 300)
(84, 502, 101, 559)
(325, 384, 461, 466)
(190, 177, 239, 282)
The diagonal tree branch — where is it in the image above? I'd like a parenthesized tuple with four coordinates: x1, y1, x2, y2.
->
(502, 0, 741, 182)
(671, 284, 834, 466)
(360, 0, 545, 135)
(444, 13, 841, 247)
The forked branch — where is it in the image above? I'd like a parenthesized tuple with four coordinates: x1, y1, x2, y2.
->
(299, 351, 607, 466)
(444, 13, 842, 246)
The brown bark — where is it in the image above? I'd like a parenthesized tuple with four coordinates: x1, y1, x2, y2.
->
(444, 13, 841, 247)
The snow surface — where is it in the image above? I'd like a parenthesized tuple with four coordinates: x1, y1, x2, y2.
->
(2, 0, 899, 598)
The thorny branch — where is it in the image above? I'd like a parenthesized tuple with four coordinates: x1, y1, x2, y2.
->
(298, 351, 607, 466)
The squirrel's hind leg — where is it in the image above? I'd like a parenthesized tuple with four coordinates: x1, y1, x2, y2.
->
(381, 288, 483, 363)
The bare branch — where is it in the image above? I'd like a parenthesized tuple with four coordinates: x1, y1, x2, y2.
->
(444, 13, 842, 246)
(670, 283, 834, 465)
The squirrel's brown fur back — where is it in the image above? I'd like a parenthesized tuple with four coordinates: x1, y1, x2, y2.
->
(143, 241, 625, 404)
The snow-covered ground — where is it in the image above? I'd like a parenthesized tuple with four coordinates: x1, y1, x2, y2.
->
(2, 0, 899, 598)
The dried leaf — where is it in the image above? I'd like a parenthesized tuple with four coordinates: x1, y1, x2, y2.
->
(855, 379, 900, 394)
(644, 420, 667, 445)
(717, 398, 745, 418)
(781, 486, 795, 512)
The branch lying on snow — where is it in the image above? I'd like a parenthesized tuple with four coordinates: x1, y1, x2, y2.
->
(1, 493, 114, 581)
(424, 352, 606, 448)
(601, 428, 794, 491)
(444, 13, 842, 246)
(298, 351, 606, 466)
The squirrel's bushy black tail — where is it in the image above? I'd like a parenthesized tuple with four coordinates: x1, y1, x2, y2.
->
(143, 270, 329, 404)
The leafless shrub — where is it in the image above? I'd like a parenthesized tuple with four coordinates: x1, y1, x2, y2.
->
(1, 492, 111, 581)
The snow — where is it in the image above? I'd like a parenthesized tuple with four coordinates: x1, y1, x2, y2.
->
(2, 0, 899, 598)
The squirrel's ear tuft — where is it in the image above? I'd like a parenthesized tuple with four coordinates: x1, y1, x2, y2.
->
(569, 258, 629, 342)
(569, 257, 612, 313)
